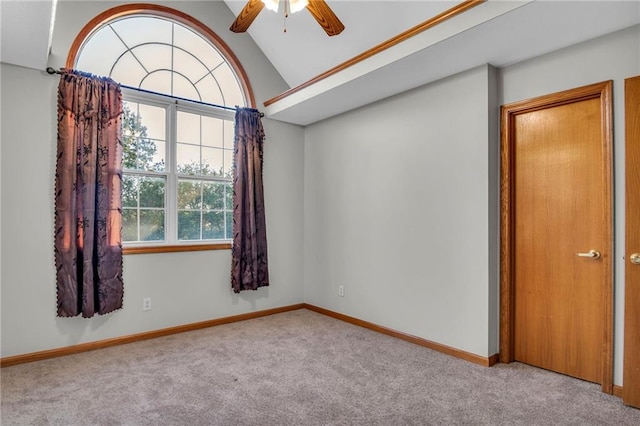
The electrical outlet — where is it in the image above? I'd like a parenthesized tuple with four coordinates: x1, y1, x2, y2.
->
(142, 297, 152, 311)
(338, 285, 344, 297)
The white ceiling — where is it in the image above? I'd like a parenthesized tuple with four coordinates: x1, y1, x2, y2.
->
(238, 0, 640, 125)
(2, 1, 640, 125)
(223, 0, 464, 88)
(0, 0, 56, 71)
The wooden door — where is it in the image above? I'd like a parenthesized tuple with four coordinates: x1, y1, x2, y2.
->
(623, 76, 640, 408)
(500, 81, 613, 393)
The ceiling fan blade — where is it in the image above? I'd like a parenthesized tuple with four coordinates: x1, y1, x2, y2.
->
(306, 0, 345, 36)
(230, 0, 265, 33)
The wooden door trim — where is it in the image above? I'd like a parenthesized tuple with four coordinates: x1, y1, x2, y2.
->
(623, 75, 640, 407)
(499, 81, 614, 394)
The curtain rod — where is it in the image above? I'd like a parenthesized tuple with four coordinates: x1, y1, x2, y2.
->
(46, 67, 264, 117)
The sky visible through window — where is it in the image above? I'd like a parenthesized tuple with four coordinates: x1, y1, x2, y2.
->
(76, 16, 245, 107)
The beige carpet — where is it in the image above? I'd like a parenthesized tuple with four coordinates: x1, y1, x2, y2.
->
(2, 309, 639, 425)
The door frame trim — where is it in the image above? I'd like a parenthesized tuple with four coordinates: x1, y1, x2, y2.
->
(499, 81, 614, 394)
(623, 75, 640, 407)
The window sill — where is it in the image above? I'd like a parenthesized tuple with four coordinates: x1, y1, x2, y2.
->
(123, 243, 231, 255)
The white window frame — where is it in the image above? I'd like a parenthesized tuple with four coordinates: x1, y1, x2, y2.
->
(122, 87, 236, 249)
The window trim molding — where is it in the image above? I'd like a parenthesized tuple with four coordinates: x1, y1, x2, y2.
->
(123, 243, 231, 255)
(65, 2, 256, 108)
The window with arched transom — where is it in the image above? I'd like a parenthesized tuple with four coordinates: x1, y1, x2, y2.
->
(71, 5, 254, 251)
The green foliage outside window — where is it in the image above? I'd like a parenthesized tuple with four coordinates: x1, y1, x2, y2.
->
(121, 104, 233, 243)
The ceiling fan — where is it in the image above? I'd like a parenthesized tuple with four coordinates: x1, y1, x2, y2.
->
(230, 0, 345, 36)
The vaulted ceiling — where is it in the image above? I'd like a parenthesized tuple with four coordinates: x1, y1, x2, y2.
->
(2, 1, 639, 125)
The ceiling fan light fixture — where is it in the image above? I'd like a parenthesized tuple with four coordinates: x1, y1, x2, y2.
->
(231, 0, 343, 36)
(289, 0, 309, 14)
(262, 0, 279, 13)
(261, 0, 309, 15)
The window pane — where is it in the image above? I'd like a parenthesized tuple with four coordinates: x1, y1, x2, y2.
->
(122, 103, 141, 170)
(122, 175, 138, 208)
(137, 104, 165, 140)
(76, 25, 125, 78)
(134, 43, 172, 73)
(135, 138, 162, 171)
(203, 211, 224, 239)
(110, 16, 173, 47)
(223, 149, 234, 177)
(173, 23, 224, 71)
(178, 211, 201, 240)
(139, 176, 165, 208)
(202, 182, 224, 210)
(224, 120, 235, 150)
(177, 143, 201, 175)
(178, 180, 202, 210)
(213, 64, 245, 107)
(110, 52, 147, 88)
(173, 47, 208, 86)
(140, 210, 165, 241)
(141, 70, 172, 95)
(148, 140, 166, 172)
(177, 111, 201, 144)
(122, 102, 142, 136)
(202, 147, 224, 176)
(122, 209, 138, 242)
(225, 182, 233, 211)
(122, 102, 166, 172)
(172, 72, 201, 101)
(195, 74, 225, 106)
(226, 211, 233, 239)
(202, 116, 223, 148)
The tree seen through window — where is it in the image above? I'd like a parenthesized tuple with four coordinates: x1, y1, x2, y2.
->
(121, 102, 234, 243)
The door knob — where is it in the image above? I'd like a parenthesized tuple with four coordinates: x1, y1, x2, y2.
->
(577, 250, 601, 260)
(631, 253, 640, 265)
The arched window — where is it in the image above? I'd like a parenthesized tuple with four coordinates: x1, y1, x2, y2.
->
(75, 15, 245, 107)
(70, 5, 254, 251)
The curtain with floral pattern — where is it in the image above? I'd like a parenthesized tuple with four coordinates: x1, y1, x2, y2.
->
(231, 107, 269, 293)
(54, 69, 124, 317)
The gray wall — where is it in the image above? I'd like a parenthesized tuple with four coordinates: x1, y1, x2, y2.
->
(304, 64, 500, 357)
(0, 1, 305, 358)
